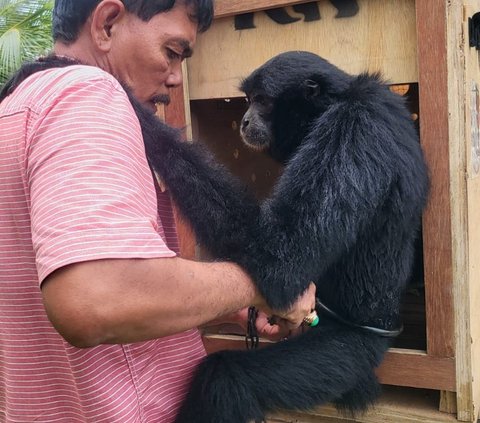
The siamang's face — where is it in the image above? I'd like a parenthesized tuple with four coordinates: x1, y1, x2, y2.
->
(240, 91, 274, 151)
(239, 77, 323, 158)
(239, 52, 346, 162)
(106, 4, 197, 112)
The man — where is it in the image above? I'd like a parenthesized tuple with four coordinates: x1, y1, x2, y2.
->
(0, 0, 316, 422)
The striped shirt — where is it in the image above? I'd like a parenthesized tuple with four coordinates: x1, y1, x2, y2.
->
(0, 65, 206, 422)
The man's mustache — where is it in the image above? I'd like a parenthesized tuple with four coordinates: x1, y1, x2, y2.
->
(152, 94, 171, 106)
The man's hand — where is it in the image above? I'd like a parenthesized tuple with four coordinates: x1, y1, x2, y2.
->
(266, 282, 317, 330)
(233, 282, 317, 341)
(231, 307, 293, 341)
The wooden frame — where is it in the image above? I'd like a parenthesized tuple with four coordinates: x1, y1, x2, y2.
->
(415, 0, 454, 361)
(163, 0, 480, 420)
(202, 335, 456, 392)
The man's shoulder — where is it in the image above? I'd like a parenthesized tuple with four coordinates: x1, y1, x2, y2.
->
(2, 65, 125, 113)
(44, 64, 121, 87)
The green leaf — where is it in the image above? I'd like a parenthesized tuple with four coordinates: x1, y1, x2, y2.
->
(0, 0, 53, 86)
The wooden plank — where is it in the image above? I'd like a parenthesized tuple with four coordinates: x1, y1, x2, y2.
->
(462, 2, 480, 421)
(164, 82, 187, 133)
(187, 0, 418, 99)
(266, 386, 459, 422)
(439, 391, 457, 414)
(377, 349, 455, 392)
(163, 62, 193, 137)
(446, 2, 475, 421)
(415, 1, 455, 359)
(202, 335, 456, 391)
(214, 0, 313, 18)
(465, 181, 480, 418)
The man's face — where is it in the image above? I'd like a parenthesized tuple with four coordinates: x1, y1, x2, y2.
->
(108, 4, 197, 112)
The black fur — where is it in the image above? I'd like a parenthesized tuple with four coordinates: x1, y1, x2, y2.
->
(1, 51, 429, 422)
(0, 56, 259, 266)
(173, 52, 429, 422)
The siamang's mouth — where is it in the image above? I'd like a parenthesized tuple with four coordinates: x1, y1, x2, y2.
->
(240, 126, 271, 152)
(240, 133, 269, 152)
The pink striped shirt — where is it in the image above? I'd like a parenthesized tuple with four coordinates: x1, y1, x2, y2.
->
(0, 65, 205, 422)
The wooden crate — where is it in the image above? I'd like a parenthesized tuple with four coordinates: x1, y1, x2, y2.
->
(162, 0, 480, 421)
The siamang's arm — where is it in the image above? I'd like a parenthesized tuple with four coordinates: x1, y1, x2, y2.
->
(131, 96, 260, 262)
(0, 58, 258, 264)
(132, 89, 406, 312)
(247, 100, 399, 309)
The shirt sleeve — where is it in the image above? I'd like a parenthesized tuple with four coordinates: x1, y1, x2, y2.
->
(26, 72, 176, 284)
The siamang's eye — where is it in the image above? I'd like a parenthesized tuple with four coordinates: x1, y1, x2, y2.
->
(253, 94, 265, 105)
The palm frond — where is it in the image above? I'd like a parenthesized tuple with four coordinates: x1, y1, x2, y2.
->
(0, 0, 53, 85)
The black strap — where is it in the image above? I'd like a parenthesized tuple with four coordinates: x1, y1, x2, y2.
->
(315, 298, 403, 338)
(245, 306, 259, 349)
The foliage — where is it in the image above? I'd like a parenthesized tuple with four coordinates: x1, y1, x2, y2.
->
(0, 0, 54, 86)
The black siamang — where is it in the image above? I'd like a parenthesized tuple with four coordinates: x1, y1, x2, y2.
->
(172, 51, 430, 422)
(1, 51, 429, 423)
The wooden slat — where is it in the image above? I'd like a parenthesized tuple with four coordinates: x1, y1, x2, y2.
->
(415, 1, 454, 358)
(188, 0, 418, 100)
(445, 2, 477, 421)
(213, 0, 313, 18)
(439, 391, 458, 414)
(202, 335, 456, 392)
(164, 84, 187, 133)
(267, 386, 459, 422)
(459, 3, 480, 421)
(376, 348, 455, 392)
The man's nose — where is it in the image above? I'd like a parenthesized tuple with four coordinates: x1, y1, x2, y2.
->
(166, 65, 183, 87)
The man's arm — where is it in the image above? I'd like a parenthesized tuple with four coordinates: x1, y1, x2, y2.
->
(41, 257, 316, 348)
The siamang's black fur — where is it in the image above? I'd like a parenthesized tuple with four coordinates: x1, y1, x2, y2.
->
(1, 51, 429, 423)
(172, 52, 429, 422)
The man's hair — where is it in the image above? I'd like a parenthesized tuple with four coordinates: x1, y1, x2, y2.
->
(53, 0, 214, 43)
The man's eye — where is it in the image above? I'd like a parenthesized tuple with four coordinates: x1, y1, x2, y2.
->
(167, 49, 182, 60)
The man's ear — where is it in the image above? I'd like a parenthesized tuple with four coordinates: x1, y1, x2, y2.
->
(302, 78, 322, 100)
(90, 0, 125, 52)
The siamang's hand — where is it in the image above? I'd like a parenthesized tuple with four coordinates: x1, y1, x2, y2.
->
(269, 282, 316, 330)
(233, 308, 295, 341)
